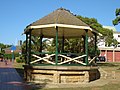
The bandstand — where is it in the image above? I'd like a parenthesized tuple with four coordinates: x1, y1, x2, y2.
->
(23, 8, 100, 85)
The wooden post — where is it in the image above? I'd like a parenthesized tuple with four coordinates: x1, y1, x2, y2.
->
(93, 32, 97, 63)
(28, 29, 32, 65)
(85, 29, 88, 65)
(62, 36, 64, 53)
(55, 26, 58, 65)
(94, 33, 97, 55)
(26, 33, 28, 64)
(40, 35, 43, 52)
(82, 36, 85, 63)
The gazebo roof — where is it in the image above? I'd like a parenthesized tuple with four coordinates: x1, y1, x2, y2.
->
(24, 8, 97, 38)
(30, 8, 88, 26)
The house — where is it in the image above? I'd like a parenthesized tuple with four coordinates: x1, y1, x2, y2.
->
(98, 26, 120, 62)
(3, 46, 22, 54)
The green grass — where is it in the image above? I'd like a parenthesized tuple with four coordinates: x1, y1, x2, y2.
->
(39, 82, 120, 90)
(32, 82, 120, 90)
(35, 62, 120, 90)
(13, 62, 120, 90)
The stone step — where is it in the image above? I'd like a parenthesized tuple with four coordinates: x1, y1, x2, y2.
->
(98, 68, 108, 79)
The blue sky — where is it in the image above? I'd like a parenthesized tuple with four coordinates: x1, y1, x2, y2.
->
(0, 0, 120, 45)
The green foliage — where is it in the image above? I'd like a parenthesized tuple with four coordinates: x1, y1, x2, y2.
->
(16, 57, 21, 63)
(77, 15, 115, 47)
(76, 15, 102, 31)
(0, 43, 11, 57)
(64, 39, 84, 54)
(113, 17, 120, 25)
(115, 8, 120, 16)
(16, 56, 25, 63)
(0, 43, 11, 49)
(30, 36, 50, 52)
(4, 53, 20, 59)
(4, 54, 12, 59)
(113, 8, 120, 25)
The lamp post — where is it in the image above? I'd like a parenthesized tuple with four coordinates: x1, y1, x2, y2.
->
(10, 45, 16, 64)
(11, 50, 14, 63)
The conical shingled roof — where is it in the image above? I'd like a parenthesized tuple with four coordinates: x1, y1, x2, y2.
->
(30, 8, 88, 26)
(24, 8, 97, 38)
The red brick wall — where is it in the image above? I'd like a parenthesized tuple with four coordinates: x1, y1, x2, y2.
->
(5, 50, 21, 54)
(107, 51, 113, 62)
(100, 50, 105, 56)
(100, 50, 120, 62)
(115, 51, 120, 62)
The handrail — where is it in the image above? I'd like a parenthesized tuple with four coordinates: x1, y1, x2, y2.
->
(31, 51, 55, 55)
(58, 54, 86, 65)
(30, 54, 55, 64)
(32, 51, 81, 56)
(30, 52, 87, 65)
(88, 56, 97, 64)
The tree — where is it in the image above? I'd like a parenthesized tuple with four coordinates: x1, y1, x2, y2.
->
(31, 36, 50, 52)
(0, 43, 11, 49)
(0, 43, 11, 55)
(113, 8, 120, 25)
(77, 15, 115, 47)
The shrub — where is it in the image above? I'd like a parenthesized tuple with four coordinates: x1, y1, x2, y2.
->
(16, 56, 23, 63)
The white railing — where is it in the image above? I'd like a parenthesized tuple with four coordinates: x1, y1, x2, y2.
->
(58, 54, 86, 65)
(30, 54, 87, 65)
(30, 54, 55, 65)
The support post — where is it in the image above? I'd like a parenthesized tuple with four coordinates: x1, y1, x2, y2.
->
(93, 32, 97, 63)
(85, 29, 88, 65)
(95, 33, 97, 55)
(82, 36, 85, 63)
(55, 26, 58, 65)
(26, 33, 28, 64)
(28, 29, 32, 65)
(62, 36, 64, 53)
(40, 35, 43, 52)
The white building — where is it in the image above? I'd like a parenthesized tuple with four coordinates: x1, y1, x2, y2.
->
(98, 26, 120, 48)
(113, 32, 120, 43)
(98, 26, 120, 62)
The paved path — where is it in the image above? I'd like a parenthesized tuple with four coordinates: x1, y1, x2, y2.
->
(0, 61, 31, 90)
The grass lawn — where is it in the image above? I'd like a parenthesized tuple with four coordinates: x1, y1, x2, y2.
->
(41, 83, 120, 90)
(13, 62, 120, 90)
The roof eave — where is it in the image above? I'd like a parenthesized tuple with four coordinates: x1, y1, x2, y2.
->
(24, 23, 94, 33)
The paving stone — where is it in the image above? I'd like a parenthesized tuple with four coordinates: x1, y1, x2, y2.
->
(0, 61, 31, 90)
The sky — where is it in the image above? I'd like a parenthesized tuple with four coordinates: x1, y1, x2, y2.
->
(0, 0, 120, 45)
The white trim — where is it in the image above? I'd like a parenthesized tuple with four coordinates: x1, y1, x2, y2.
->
(27, 24, 93, 31)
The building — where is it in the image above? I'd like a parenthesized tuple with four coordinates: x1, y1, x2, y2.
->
(113, 32, 120, 44)
(3, 46, 21, 54)
(17, 40, 22, 46)
(99, 47, 120, 62)
(98, 26, 120, 62)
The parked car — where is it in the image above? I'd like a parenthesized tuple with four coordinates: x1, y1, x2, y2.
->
(97, 56, 106, 62)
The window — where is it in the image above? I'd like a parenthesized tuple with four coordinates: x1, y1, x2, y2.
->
(118, 35, 120, 37)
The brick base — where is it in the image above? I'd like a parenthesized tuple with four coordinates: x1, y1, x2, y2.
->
(23, 65, 100, 84)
